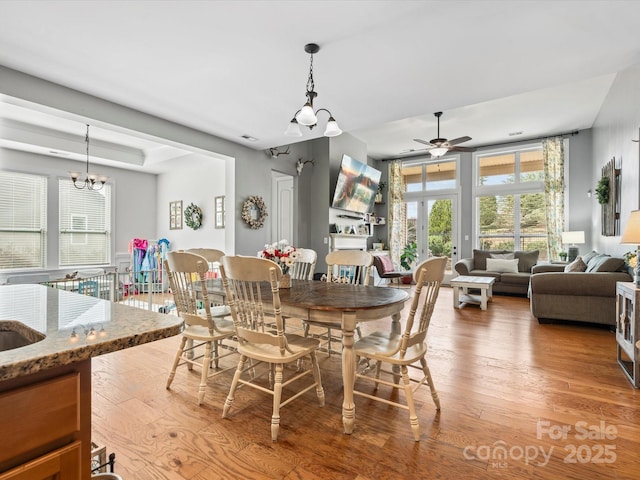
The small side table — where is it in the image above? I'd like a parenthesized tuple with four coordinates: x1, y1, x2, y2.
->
(616, 281, 640, 387)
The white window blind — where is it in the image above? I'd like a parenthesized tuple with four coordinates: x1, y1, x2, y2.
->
(59, 179, 111, 266)
(0, 171, 47, 270)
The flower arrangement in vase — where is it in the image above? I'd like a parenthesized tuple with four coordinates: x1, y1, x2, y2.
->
(258, 240, 298, 286)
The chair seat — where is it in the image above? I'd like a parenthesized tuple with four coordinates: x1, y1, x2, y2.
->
(197, 305, 231, 317)
(238, 333, 321, 363)
(183, 318, 235, 341)
(355, 331, 427, 365)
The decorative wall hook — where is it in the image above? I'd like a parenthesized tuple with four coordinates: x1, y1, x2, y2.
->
(296, 158, 315, 175)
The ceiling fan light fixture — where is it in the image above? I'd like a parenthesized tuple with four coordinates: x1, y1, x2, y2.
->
(284, 118, 303, 137)
(429, 147, 449, 158)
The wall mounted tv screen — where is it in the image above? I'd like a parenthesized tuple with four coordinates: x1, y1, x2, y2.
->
(331, 155, 382, 214)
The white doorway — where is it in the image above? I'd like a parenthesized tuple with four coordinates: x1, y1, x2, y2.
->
(404, 193, 458, 283)
(271, 171, 294, 244)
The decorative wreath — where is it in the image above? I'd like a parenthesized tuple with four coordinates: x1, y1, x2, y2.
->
(241, 195, 268, 229)
(184, 202, 203, 230)
(596, 176, 610, 205)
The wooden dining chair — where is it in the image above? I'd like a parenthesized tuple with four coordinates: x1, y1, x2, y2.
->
(186, 248, 224, 278)
(219, 255, 325, 442)
(353, 256, 447, 441)
(289, 247, 317, 280)
(303, 250, 373, 354)
(164, 251, 236, 405)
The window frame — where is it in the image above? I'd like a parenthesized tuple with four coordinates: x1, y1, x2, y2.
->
(472, 143, 547, 252)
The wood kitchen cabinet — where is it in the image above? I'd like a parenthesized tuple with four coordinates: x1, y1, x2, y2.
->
(0, 361, 91, 479)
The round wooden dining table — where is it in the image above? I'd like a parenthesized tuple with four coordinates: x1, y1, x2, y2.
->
(206, 278, 410, 434)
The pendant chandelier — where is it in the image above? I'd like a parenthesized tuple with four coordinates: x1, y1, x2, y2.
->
(69, 124, 108, 190)
(285, 43, 342, 138)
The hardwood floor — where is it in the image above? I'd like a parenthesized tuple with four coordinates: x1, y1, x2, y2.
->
(92, 287, 640, 479)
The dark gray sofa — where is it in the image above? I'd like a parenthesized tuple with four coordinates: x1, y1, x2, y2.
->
(454, 249, 539, 296)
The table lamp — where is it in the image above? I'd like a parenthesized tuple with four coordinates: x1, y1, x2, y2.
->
(621, 210, 640, 286)
(561, 231, 585, 262)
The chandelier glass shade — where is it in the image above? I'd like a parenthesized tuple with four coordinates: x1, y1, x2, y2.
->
(429, 147, 449, 158)
(69, 124, 108, 190)
(285, 43, 342, 138)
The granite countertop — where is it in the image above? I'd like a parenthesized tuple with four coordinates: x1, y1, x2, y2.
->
(0, 284, 183, 382)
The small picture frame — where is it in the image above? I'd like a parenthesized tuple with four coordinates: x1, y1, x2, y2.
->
(357, 224, 369, 236)
(169, 200, 183, 230)
(335, 224, 344, 234)
(214, 195, 225, 229)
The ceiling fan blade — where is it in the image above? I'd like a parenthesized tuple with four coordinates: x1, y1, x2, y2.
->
(446, 136, 472, 146)
(449, 146, 476, 152)
(413, 138, 434, 147)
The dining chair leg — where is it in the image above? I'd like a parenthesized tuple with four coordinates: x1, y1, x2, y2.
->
(420, 357, 441, 410)
(197, 341, 213, 405)
(309, 352, 325, 405)
(401, 365, 420, 441)
(271, 364, 284, 442)
(213, 339, 220, 369)
(222, 355, 246, 418)
(166, 336, 187, 389)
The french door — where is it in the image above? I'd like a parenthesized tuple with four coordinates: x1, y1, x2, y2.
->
(404, 193, 458, 283)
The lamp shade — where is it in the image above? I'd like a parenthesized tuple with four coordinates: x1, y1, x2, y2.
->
(296, 103, 317, 126)
(561, 231, 585, 244)
(323, 117, 342, 137)
(284, 119, 302, 137)
(621, 210, 640, 243)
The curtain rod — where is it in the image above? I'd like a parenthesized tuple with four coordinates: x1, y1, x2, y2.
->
(380, 130, 581, 162)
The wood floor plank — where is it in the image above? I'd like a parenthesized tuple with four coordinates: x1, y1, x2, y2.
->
(91, 287, 640, 479)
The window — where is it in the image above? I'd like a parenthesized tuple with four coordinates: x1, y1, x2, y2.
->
(0, 171, 47, 269)
(475, 147, 547, 257)
(59, 179, 111, 266)
(402, 158, 457, 192)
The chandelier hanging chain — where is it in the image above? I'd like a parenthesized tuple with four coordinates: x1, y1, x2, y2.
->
(306, 52, 315, 98)
(84, 124, 90, 175)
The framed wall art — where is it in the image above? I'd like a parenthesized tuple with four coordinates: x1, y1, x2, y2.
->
(169, 200, 183, 230)
(215, 195, 225, 229)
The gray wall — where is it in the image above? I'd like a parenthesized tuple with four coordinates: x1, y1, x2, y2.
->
(591, 63, 640, 257)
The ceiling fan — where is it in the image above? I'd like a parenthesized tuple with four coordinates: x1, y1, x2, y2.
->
(413, 112, 474, 157)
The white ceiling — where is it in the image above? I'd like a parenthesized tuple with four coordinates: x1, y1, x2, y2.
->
(1, 0, 639, 170)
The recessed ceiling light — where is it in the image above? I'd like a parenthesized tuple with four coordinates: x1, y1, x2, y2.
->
(508, 131, 523, 137)
(241, 135, 258, 142)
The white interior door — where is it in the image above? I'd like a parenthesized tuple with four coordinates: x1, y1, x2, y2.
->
(271, 172, 294, 244)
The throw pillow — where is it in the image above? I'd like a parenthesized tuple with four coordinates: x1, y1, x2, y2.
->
(564, 256, 587, 272)
(490, 252, 515, 260)
(486, 258, 519, 273)
(586, 254, 610, 272)
(378, 255, 395, 273)
(515, 250, 540, 273)
(582, 250, 599, 265)
(473, 249, 509, 270)
(592, 257, 625, 273)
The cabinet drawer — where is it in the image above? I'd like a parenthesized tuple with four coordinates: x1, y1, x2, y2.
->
(0, 373, 80, 464)
(0, 441, 81, 480)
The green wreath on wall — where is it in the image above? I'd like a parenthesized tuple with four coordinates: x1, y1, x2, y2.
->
(184, 202, 203, 230)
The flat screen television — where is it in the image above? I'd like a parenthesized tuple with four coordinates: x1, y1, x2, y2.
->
(331, 154, 382, 214)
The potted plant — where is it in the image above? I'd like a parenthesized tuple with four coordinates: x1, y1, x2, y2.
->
(559, 251, 567, 261)
(400, 241, 418, 270)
